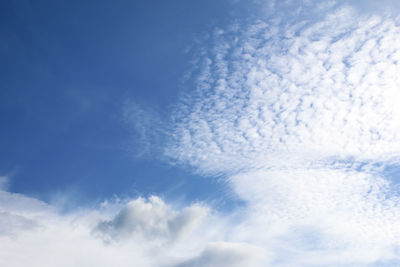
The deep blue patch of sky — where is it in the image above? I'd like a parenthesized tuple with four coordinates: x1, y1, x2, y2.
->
(0, 0, 251, 210)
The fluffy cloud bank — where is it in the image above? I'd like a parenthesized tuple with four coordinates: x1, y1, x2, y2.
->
(0, 184, 268, 266)
(0, 188, 274, 266)
(0, 189, 230, 267)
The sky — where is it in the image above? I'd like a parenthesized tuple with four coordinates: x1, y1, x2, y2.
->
(1, 0, 400, 266)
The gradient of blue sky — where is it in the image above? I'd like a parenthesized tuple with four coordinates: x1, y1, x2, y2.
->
(1, 1, 400, 266)
(0, 0, 245, 209)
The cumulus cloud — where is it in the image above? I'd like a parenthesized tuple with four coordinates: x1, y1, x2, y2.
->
(0, 212, 38, 237)
(0, 176, 51, 236)
(0, 188, 272, 267)
(0, 190, 223, 267)
(95, 196, 209, 243)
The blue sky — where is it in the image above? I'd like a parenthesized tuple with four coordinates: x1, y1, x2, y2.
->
(1, 1, 400, 266)
(0, 0, 244, 208)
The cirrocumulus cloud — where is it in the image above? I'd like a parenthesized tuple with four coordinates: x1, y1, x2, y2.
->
(166, 1, 400, 266)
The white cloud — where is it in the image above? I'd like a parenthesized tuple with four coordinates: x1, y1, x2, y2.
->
(167, 6, 400, 174)
(175, 242, 270, 267)
(95, 196, 209, 243)
(229, 168, 400, 262)
(0, 177, 54, 237)
(0, 212, 38, 237)
(0, 191, 221, 267)
(0, 189, 54, 217)
(2, 2, 400, 266)
(165, 2, 400, 266)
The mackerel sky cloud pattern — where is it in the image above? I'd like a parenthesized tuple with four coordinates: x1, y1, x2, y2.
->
(168, 6, 400, 174)
(166, 2, 400, 265)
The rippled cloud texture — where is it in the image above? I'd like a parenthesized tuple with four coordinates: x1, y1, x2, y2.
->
(169, 4, 400, 173)
(166, 1, 400, 265)
(2, 1, 400, 266)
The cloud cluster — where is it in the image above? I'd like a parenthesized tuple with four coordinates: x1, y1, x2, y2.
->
(0, 189, 233, 267)
(168, 6, 400, 174)
(165, 2, 400, 265)
(95, 196, 208, 243)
